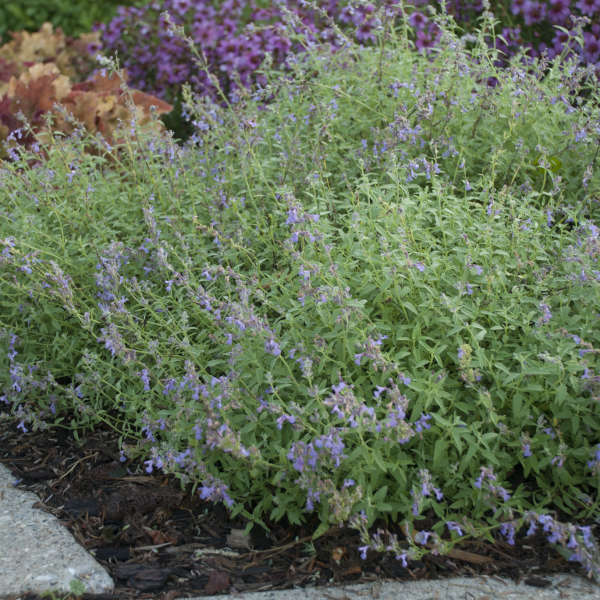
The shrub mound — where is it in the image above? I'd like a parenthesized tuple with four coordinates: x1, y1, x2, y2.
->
(1, 5, 599, 576)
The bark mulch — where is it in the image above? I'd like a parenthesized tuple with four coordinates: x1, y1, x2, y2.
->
(0, 415, 589, 600)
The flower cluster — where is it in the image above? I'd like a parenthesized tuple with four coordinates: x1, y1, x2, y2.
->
(498, 511, 600, 579)
(411, 468, 443, 516)
(474, 466, 513, 507)
(95, 0, 397, 107)
(447, 0, 600, 75)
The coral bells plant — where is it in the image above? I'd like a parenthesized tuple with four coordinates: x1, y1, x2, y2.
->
(0, 22, 173, 159)
(0, 21, 101, 91)
(0, 23, 173, 161)
(2, 3, 600, 578)
(0, 62, 172, 160)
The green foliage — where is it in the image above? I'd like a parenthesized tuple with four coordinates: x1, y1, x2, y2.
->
(0, 0, 145, 45)
(1, 4, 599, 575)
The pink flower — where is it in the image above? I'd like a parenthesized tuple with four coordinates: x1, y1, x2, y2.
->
(576, 0, 600, 16)
(583, 31, 600, 62)
(522, 0, 547, 25)
(548, 0, 571, 23)
(408, 11, 427, 30)
(171, 0, 192, 17)
(511, 0, 528, 15)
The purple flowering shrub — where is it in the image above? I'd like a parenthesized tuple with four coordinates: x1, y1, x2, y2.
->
(2, 9, 600, 573)
(90, 0, 600, 145)
(92, 0, 600, 101)
(91, 0, 466, 138)
(92, 0, 338, 139)
(491, 0, 600, 70)
(94, 0, 403, 105)
(95, 0, 288, 104)
(421, 0, 600, 76)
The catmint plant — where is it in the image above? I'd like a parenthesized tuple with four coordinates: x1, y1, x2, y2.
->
(1, 0, 599, 578)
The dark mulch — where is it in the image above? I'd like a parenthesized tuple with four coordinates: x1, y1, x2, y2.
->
(0, 414, 589, 600)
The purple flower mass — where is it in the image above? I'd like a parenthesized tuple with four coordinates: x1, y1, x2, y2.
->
(522, 1, 547, 26)
(576, 0, 600, 16)
(95, 0, 600, 115)
(548, 0, 571, 23)
(97, 0, 347, 104)
(446, 521, 463, 536)
(265, 337, 282, 356)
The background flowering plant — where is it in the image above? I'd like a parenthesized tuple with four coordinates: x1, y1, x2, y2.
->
(91, 0, 600, 141)
(418, 0, 600, 74)
(93, 0, 408, 137)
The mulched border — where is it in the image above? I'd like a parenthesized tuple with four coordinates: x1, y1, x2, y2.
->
(0, 411, 591, 599)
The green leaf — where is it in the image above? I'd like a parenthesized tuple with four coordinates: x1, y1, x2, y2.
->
(270, 505, 284, 522)
(373, 485, 389, 503)
(450, 428, 464, 453)
(391, 466, 407, 487)
(404, 301, 418, 315)
(287, 508, 303, 525)
(372, 451, 389, 474)
(556, 383, 567, 407)
(459, 443, 479, 475)
(433, 439, 448, 471)
(312, 520, 331, 540)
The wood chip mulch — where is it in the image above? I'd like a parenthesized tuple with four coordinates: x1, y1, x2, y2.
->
(0, 413, 589, 599)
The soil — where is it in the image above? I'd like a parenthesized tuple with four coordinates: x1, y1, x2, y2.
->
(0, 414, 590, 600)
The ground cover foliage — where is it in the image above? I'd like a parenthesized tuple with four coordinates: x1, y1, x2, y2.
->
(1, 2, 600, 580)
